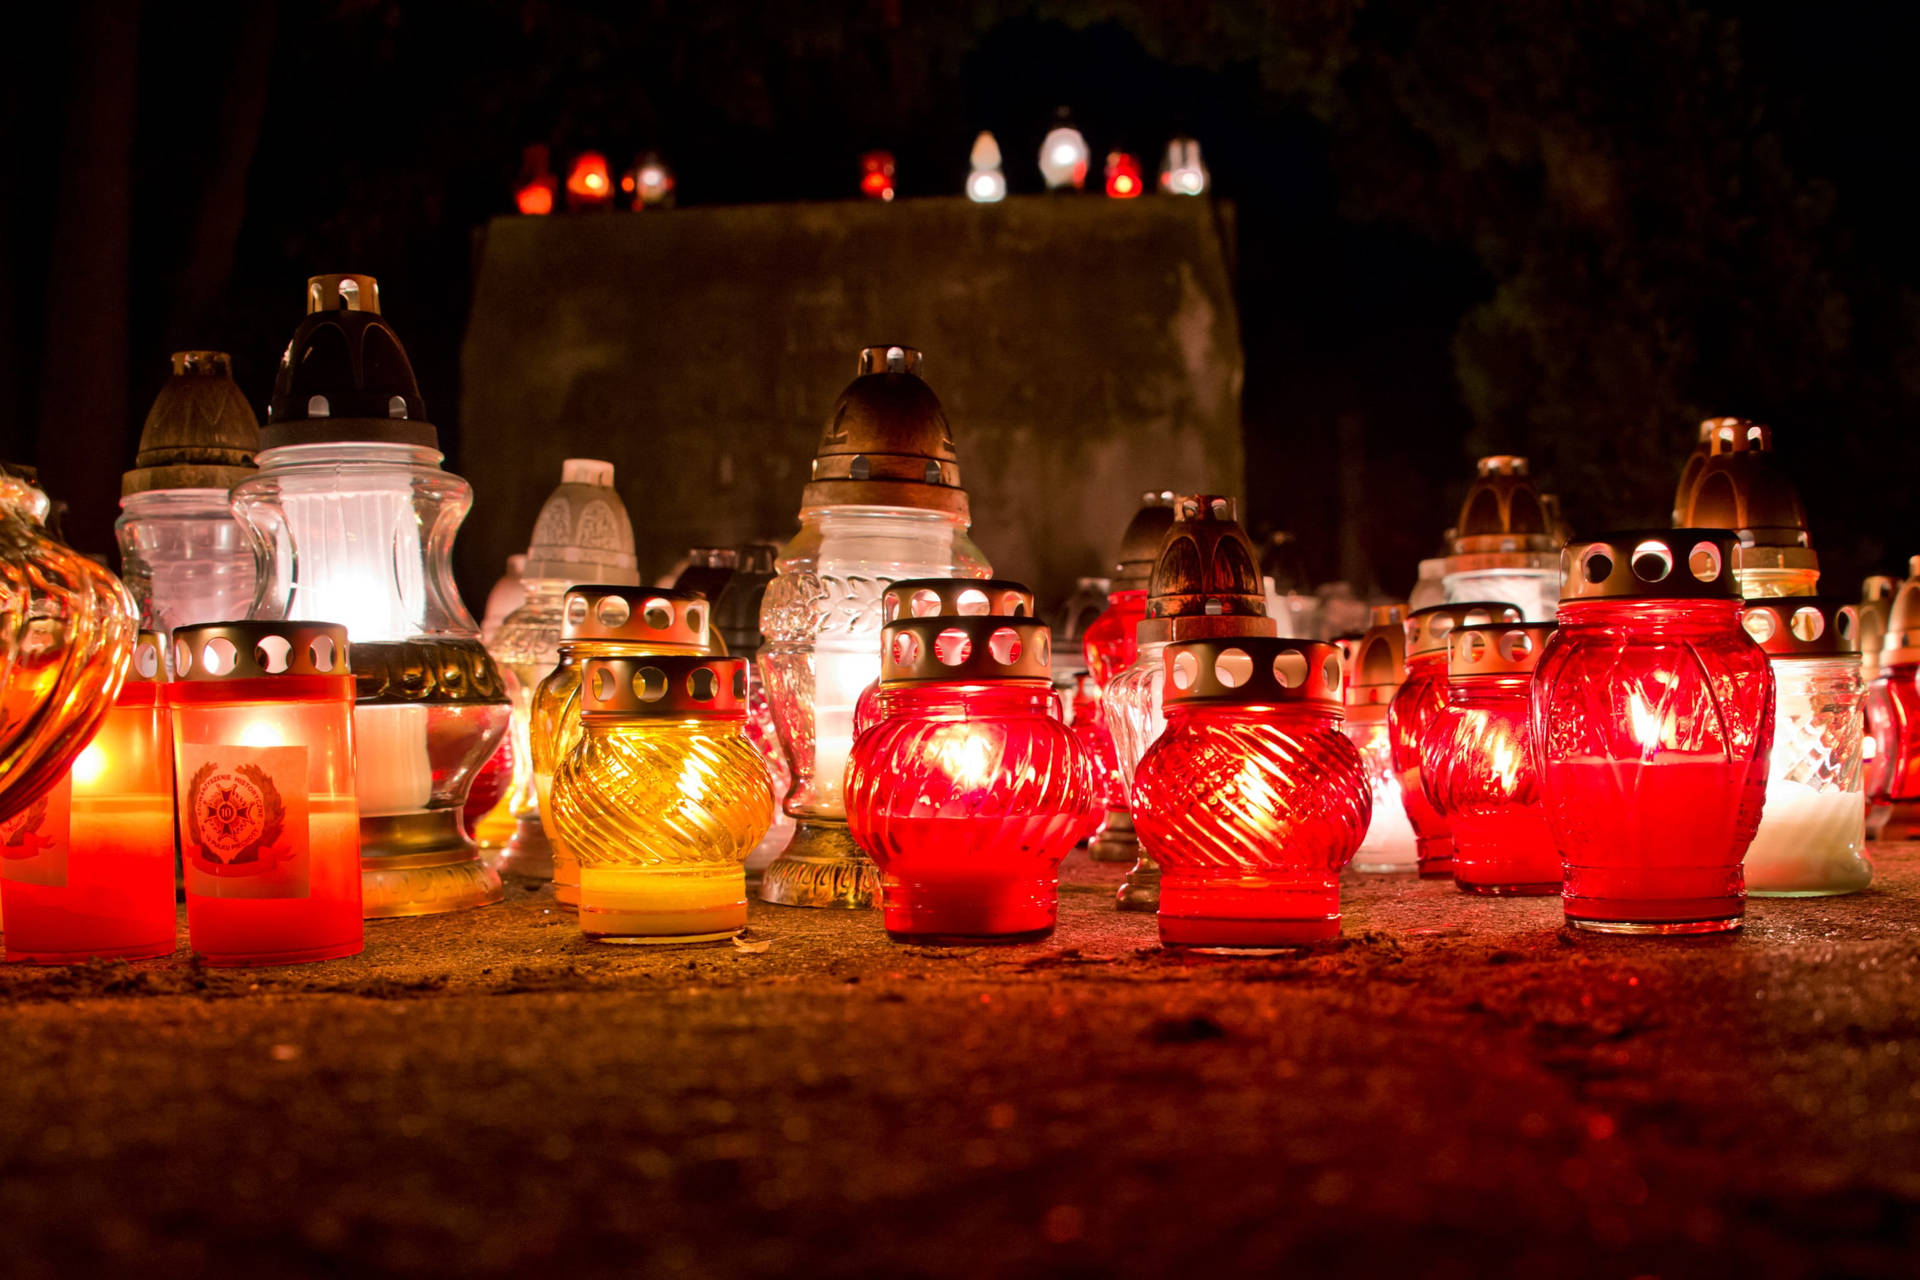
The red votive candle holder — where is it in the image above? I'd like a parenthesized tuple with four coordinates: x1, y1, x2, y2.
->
(1421, 621, 1561, 895)
(1864, 558, 1920, 838)
(1531, 532, 1774, 934)
(848, 600, 1096, 944)
(1132, 637, 1370, 947)
(3, 634, 176, 964)
(1390, 601, 1524, 877)
(169, 622, 363, 966)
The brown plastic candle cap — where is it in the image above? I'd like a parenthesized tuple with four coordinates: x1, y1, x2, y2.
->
(799, 346, 969, 517)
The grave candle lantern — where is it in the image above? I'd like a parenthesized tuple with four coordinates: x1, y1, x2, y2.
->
(531, 586, 714, 909)
(713, 544, 795, 875)
(3, 633, 175, 963)
(1160, 137, 1208, 196)
(550, 655, 771, 943)
(1132, 638, 1368, 947)
(231, 275, 509, 918)
(1390, 601, 1523, 878)
(848, 606, 1094, 944)
(758, 347, 990, 909)
(488, 459, 640, 879)
(966, 132, 1007, 204)
(1103, 495, 1274, 911)
(1421, 621, 1561, 895)
(1081, 491, 1176, 864)
(1038, 111, 1090, 190)
(169, 621, 362, 966)
(1674, 419, 1818, 599)
(1863, 559, 1920, 840)
(1532, 531, 1774, 934)
(1443, 456, 1563, 621)
(1740, 598, 1869, 896)
(1344, 605, 1418, 873)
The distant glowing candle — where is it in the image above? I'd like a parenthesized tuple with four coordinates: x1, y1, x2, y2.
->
(966, 132, 1007, 204)
(1038, 112, 1089, 191)
(1342, 606, 1418, 873)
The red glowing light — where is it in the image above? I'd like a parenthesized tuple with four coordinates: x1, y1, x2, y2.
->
(859, 150, 896, 202)
(1105, 152, 1143, 199)
(565, 152, 614, 210)
(515, 182, 555, 216)
(1388, 653, 1454, 876)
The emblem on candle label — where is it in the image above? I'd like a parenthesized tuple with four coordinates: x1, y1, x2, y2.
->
(178, 744, 310, 898)
(0, 777, 71, 888)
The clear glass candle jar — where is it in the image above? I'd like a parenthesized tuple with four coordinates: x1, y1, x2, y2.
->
(169, 622, 363, 966)
(3, 634, 175, 963)
(1132, 638, 1368, 947)
(1532, 532, 1774, 934)
(1421, 622, 1560, 895)
(1740, 598, 1869, 895)
(713, 544, 794, 876)
(531, 586, 714, 909)
(848, 613, 1094, 943)
(1390, 602, 1523, 877)
(1343, 605, 1417, 873)
(549, 655, 772, 943)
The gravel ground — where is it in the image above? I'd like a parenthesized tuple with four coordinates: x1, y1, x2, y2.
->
(3, 847, 1918, 1278)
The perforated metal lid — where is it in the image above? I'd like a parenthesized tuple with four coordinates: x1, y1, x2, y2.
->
(1406, 601, 1524, 660)
(579, 654, 749, 718)
(170, 621, 351, 682)
(1447, 621, 1556, 678)
(880, 615, 1052, 684)
(1162, 637, 1344, 711)
(1740, 597, 1859, 659)
(879, 578, 1036, 623)
(560, 586, 710, 648)
(1345, 604, 1408, 722)
(1560, 530, 1742, 603)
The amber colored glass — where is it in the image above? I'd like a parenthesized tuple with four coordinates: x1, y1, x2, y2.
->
(848, 682, 1095, 943)
(1133, 702, 1370, 947)
(549, 707, 773, 945)
(171, 674, 363, 965)
(1388, 653, 1454, 877)
(3, 683, 175, 963)
(1421, 672, 1560, 895)
(1531, 599, 1774, 933)
(2, 469, 138, 816)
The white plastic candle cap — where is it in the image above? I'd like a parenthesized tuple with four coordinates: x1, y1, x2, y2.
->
(561, 459, 615, 487)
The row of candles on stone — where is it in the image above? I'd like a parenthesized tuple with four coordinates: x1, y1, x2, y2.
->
(0, 268, 1910, 963)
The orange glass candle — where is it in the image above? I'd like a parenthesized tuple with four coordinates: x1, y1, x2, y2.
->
(3, 634, 176, 963)
(169, 622, 363, 966)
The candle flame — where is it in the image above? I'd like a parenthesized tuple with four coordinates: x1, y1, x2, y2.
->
(71, 741, 109, 788)
(1627, 690, 1669, 756)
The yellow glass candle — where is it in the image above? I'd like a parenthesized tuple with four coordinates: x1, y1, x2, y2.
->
(549, 654, 772, 944)
(530, 587, 717, 909)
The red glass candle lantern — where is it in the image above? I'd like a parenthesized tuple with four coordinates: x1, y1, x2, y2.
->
(848, 606, 1096, 944)
(169, 622, 364, 965)
(1344, 605, 1418, 873)
(859, 150, 896, 202)
(1081, 491, 1176, 863)
(1864, 558, 1920, 838)
(1390, 601, 1523, 878)
(1132, 637, 1369, 947)
(1067, 672, 1123, 843)
(1104, 151, 1143, 198)
(515, 144, 558, 216)
(1532, 531, 1774, 934)
(3, 634, 175, 963)
(565, 152, 613, 211)
(1421, 621, 1560, 895)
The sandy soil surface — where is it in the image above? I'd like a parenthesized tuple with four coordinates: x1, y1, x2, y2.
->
(4, 848, 1918, 1277)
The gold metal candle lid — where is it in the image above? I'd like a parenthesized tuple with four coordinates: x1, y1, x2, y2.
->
(1162, 637, 1344, 711)
(561, 586, 710, 647)
(263, 273, 437, 450)
(799, 346, 968, 518)
(1740, 597, 1859, 659)
(1447, 621, 1556, 677)
(1672, 418, 1722, 526)
(1110, 491, 1178, 592)
(880, 615, 1053, 684)
(880, 577, 1036, 622)
(1560, 530, 1742, 603)
(1406, 602, 1525, 661)
(1138, 494, 1277, 645)
(579, 654, 748, 718)
(1345, 604, 1408, 723)
(129, 632, 166, 683)
(523, 459, 640, 586)
(1879, 559, 1920, 665)
(1858, 576, 1896, 672)
(170, 621, 351, 681)
(122, 351, 261, 496)
(1446, 456, 1561, 573)
(1674, 419, 1816, 574)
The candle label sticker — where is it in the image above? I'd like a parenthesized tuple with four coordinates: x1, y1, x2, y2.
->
(178, 744, 311, 899)
(0, 777, 71, 888)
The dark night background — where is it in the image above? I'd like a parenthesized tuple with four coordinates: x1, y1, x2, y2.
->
(3, 0, 1917, 606)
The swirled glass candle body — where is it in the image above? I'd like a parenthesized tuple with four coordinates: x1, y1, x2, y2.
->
(1067, 673, 1124, 843)
(848, 682, 1093, 943)
(1864, 662, 1920, 830)
(1421, 672, 1559, 895)
(1532, 599, 1774, 933)
(1388, 653, 1454, 876)
(1134, 702, 1369, 946)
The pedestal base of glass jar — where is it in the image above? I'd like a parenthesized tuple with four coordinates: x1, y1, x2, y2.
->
(1115, 853, 1161, 912)
(881, 876, 1057, 944)
(1157, 876, 1340, 947)
(360, 811, 506, 918)
(495, 814, 555, 882)
(1567, 914, 1742, 935)
(1875, 800, 1920, 841)
(199, 937, 365, 968)
(579, 867, 746, 943)
(757, 820, 880, 908)
(6, 937, 176, 965)
(471, 795, 516, 850)
(1087, 808, 1138, 863)
(1416, 835, 1455, 879)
